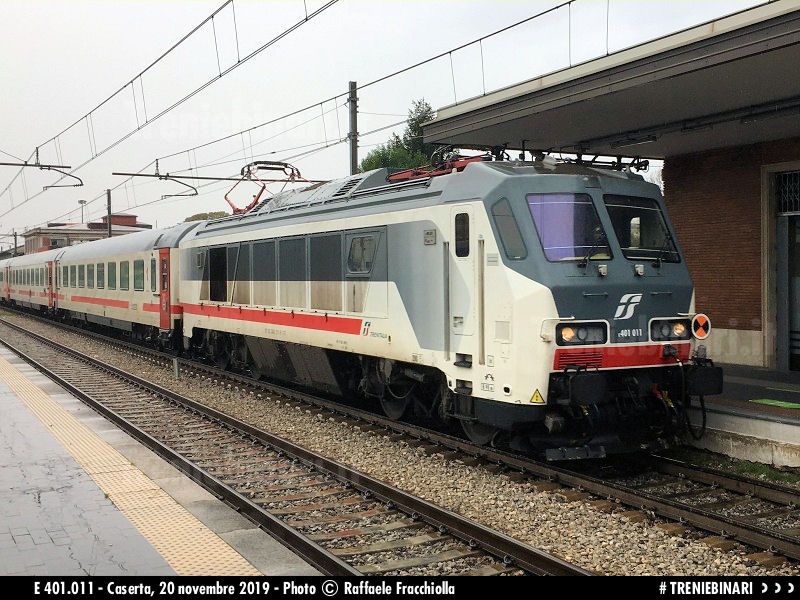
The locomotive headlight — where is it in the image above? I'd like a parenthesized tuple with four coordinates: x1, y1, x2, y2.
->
(650, 319, 691, 341)
(556, 322, 607, 346)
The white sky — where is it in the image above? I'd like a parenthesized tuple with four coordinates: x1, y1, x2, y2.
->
(0, 0, 763, 245)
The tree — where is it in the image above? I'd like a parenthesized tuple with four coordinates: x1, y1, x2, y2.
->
(359, 99, 436, 172)
(184, 211, 230, 222)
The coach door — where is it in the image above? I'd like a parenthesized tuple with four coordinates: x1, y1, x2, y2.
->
(158, 248, 171, 329)
(46, 262, 54, 308)
(3, 266, 8, 302)
(449, 206, 475, 340)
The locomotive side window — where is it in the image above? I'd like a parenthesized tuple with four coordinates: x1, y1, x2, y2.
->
(133, 260, 144, 291)
(233, 243, 251, 305)
(151, 258, 157, 292)
(603, 195, 680, 263)
(70, 265, 76, 288)
(310, 234, 342, 312)
(209, 247, 227, 302)
(87, 264, 94, 289)
(108, 262, 116, 290)
(455, 213, 470, 257)
(227, 245, 239, 301)
(346, 236, 376, 274)
(253, 241, 276, 306)
(527, 193, 610, 262)
(279, 237, 307, 308)
(97, 263, 104, 289)
(120, 261, 129, 291)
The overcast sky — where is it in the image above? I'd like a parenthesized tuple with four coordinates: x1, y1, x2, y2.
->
(0, 0, 763, 244)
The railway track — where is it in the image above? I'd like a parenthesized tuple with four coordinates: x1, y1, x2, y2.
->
(0, 318, 587, 576)
(3, 310, 800, 566)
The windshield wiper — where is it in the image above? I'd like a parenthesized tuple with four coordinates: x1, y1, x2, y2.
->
(578, 231, 608, 268)
(652, 223, 676, 268)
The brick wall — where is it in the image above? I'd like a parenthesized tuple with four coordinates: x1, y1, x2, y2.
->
(663, 137, 800, 332)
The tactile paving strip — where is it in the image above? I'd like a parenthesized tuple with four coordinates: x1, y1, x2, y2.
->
(0, 354, 261, 576)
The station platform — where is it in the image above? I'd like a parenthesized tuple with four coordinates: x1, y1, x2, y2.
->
(0, 346, 318, 576)
(686, 363, 800, 467)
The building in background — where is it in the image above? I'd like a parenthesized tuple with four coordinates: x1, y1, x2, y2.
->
(22, 213, 152, 255)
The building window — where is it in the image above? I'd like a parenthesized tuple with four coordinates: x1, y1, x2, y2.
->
(120, 261, 129, 291)
(108, 262, 116, 290)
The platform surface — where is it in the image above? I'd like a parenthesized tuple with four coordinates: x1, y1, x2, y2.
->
(0, 346, 318, 576)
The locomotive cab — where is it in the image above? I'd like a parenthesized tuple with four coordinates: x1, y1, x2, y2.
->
(473, 160, 722, 459)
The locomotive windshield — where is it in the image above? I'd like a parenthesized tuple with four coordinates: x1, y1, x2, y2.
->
(527, 193, 610, 262)
(603, 195, 680, 263)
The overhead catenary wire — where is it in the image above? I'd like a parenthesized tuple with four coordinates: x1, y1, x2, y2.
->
(0, 0, 340, 219)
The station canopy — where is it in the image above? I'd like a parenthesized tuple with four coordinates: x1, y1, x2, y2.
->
(423, 3, 800, 159)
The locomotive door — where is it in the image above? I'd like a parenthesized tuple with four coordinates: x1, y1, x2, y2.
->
(449, 206, 475, 338)
(158, 248, 170, 329)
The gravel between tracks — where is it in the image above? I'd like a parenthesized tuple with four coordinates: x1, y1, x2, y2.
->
(4, 312, 798, 576)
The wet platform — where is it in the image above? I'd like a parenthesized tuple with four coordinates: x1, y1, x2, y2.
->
(686, 363, 800, 467)
(0, 346, 318, 576)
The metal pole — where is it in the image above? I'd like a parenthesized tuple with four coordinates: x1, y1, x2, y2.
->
(106, 189, 112, 238)
(12, 231, 17, 256)
(348, 81, 358, 175)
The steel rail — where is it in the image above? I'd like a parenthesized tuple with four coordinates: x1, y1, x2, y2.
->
(4, 309, 800, 561)
(0, 318, 588, 577)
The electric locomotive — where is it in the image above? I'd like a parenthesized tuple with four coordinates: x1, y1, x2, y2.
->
(178, 155, 722, 459)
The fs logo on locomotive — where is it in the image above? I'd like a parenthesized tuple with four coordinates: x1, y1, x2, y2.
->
(614, 293, 643, 320)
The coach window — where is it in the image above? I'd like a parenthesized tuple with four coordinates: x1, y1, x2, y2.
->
(455, 213, 470, 257)
(279, 237, 307, 308)
(96, 263, 104, 289)
(253, 241, 276, 306)
(108, 262, 116, 290)
(209, 247, 227, 302)
(70, 265, 76, 288)
(41, 267, 45, 286)
(233, 243, 251, 305)
(492, 198, 527, 260)
(310, 234, 342, 311)
(87, 264, 94, 289)
(120, 261, 129, 291)
(150, 258, 157, 292)
(62, 266, 68, 287)
(78, 265, 85, 288)
(35, 268, 39, 287)
(133, 260, 144, 291)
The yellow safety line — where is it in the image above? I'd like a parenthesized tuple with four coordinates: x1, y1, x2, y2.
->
(0, 353, 261, 576)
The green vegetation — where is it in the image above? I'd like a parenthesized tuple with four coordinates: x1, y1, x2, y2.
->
(664, 446, 800, 486)
(359, 99, 436, 172)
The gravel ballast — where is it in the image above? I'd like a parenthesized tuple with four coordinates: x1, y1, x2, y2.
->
(3, 311, 798, 576)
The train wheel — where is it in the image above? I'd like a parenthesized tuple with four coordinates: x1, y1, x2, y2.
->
(379, 390, 412, 420)
(460, 420, 499, 446)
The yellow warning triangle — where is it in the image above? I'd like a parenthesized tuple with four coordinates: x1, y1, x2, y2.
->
(531, 389, 544, 404)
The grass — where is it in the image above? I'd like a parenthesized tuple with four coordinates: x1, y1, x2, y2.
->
(663, 446, 800, 487)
